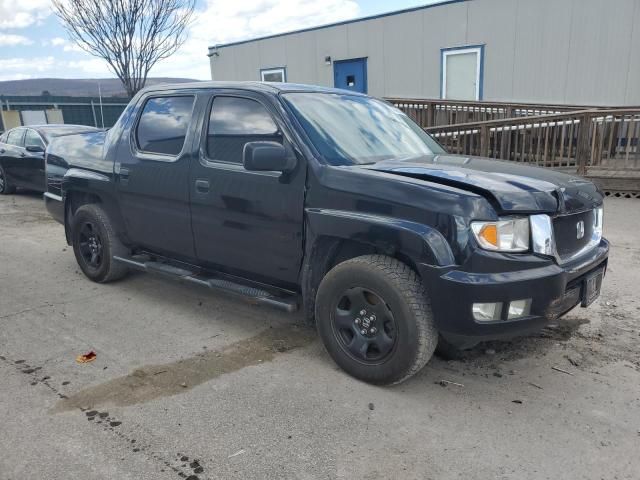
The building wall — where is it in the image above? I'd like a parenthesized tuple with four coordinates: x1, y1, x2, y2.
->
(209, 0, 640, 106)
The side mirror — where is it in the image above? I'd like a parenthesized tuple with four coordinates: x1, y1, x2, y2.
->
(26, 145, 45, 153)
(243, 141, 296, 172)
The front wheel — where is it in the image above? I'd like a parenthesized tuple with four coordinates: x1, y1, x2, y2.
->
(315, 255, 438, 385)
(0, 165, 16, 194)
(71, 204, 129, 283)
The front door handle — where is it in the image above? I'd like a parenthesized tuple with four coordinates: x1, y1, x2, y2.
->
(195, 179, 210, 193)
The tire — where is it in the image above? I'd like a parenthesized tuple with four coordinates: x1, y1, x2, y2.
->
(0, 165, 16, 194)
(315, 255, 438, 385)
(71, 204, 129, 283)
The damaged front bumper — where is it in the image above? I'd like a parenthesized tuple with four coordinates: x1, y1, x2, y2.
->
(418, 239, 609, 348)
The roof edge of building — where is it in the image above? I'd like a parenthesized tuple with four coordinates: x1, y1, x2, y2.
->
(207, 0, 468, 52)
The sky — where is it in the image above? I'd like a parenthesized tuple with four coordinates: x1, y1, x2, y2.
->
(0, 0, 440, 81)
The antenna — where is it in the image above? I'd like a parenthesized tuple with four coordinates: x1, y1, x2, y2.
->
(98, 82, 105, 128)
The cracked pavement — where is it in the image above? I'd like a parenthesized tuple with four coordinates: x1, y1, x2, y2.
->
(1, 192, 639, 480)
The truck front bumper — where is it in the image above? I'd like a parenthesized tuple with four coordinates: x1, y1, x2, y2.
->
(419, 239, 609, 348)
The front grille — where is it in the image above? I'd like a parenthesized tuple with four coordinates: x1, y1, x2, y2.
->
(553, 210, 595, 261)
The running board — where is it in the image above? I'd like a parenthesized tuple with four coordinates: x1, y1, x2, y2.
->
(113, 255, 299, 312)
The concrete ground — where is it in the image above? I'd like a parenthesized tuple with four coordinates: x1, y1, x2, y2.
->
(0, 192, 639, 480)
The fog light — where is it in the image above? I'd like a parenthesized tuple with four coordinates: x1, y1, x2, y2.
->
(508, 299, 531, 319)
(472, 302, 502, 322)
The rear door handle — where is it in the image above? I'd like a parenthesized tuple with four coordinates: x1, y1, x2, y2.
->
(195, 179, 210, 193)
(119, 166, 130, 185)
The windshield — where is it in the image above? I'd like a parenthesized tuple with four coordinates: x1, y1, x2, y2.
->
(283, 92, 445, 165)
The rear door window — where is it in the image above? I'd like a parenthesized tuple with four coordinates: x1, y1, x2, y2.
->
(136, 96, 195, 156)
(207, 96, 280, 164)
(6, 129, 25, 147)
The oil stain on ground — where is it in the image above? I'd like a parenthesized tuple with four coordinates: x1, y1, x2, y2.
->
(52, 324, 315, 412)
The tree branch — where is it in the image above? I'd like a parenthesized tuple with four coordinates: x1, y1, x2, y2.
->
(52, 0, 195, 97)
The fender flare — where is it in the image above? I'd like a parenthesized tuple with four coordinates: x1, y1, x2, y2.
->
(305, 208, 456, 267)
(300, 209, 456, 324)
(61, 171, 127, 246)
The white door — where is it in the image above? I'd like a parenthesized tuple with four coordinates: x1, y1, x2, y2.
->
(21, 110, 47, 126)
(442, 47, 482, 101)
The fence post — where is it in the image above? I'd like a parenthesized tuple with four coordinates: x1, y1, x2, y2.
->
(427, 102, 436, 128)
(576, 113, 591, 176)
(505, 106, 514, 120)
(480, 125, 490, 157)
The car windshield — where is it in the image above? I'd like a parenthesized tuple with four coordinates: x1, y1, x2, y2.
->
(283, 92, 445, 165)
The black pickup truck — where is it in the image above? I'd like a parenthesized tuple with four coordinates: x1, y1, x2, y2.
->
(44, 82, 608, 384)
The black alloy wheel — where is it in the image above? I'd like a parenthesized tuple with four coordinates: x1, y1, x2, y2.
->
(71, 204, 129, 283)
(332, 286, 398, 364)
(315, 255, 438, 385)
(77, 221, 104, 270)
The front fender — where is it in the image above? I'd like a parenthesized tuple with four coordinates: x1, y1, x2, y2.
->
(305, 208, 456, 267)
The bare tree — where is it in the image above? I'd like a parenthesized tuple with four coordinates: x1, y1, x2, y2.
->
(52, 0, 196, 97)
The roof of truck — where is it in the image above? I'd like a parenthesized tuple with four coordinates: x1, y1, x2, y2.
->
(139, 81, 366, 96)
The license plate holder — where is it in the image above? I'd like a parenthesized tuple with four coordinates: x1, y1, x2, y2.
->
(581, 268, 604, 307)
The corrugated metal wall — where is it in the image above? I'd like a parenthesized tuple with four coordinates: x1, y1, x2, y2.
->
(0, 95, 128, 132)
(209, 0, 640, 106)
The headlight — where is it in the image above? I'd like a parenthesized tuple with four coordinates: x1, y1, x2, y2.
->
(471, 217, 530, 252)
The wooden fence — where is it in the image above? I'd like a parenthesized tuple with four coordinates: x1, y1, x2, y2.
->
(388, 98, 597, 128)
(390, 98, 640, 194)
(423, 109, 640, 177)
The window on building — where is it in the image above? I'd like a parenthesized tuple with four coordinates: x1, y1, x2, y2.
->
(260, 67, 286, 83)
(24, 129, 45, 150)
(6, 128, 25, 147)
(441, 46, 484, 101)
(207, 96, 280, 164)
(136, 96, 194, 156)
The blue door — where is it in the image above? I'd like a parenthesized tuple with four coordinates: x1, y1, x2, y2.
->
(333, 58, 368, 93)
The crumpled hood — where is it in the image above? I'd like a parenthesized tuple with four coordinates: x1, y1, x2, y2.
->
(362, 154, 603, 214)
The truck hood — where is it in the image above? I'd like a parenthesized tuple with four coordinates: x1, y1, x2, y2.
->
(362, 154, 603, 214)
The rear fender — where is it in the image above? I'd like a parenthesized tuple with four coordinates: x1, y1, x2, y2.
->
(62, 172, 127, 246)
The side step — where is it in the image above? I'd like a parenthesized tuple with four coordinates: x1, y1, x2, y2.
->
(113, 255, 299, 313)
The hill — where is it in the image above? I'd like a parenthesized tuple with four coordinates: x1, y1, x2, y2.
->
(0, 78, 199, 97)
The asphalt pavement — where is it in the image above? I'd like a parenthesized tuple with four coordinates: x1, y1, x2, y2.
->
(1, 192, 639, 480)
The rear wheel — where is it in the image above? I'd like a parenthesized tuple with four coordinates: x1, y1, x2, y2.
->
(71, 204, 129, 283)
(316, 255, 438, 385)
(0, 165, 16, 194)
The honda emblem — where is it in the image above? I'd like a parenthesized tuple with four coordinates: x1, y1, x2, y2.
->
(576, 220, 585, 239)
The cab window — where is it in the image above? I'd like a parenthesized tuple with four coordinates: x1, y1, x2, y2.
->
(206, 96, 280, 164)
(136, 96, 195, 156)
